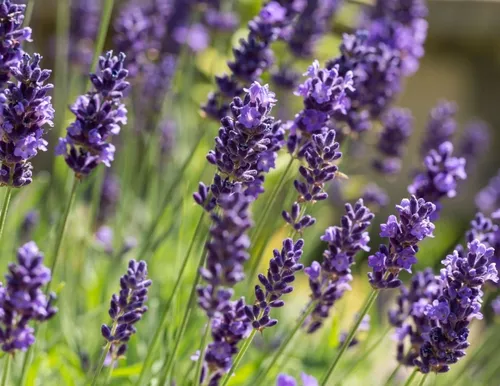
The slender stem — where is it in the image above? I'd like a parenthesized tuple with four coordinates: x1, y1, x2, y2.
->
(320, 289, 379, 385)
(104, 360, 115, 385)
(417, 373, 428, 386)
(220, 330, 258, 386)
(87, 0, 115, 88)
(1, 355, 11, 386)
(253, 300, 317, 384)
(337, 325, 392, 383)
(47, 175, 79, 293)
(89, 167, 105, 232)
(384, 363, 402, 386)
(90, 342, 112, 386)
(0, 187, 13, 243)
(193, 320, 211, 385)
(23, 0, 36, 27)
(403, 369, 419, 386)
(157, 232, 211, 385)
(135, 211, 206, 385)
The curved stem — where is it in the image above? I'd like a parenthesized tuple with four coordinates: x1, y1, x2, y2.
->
(193, 320, 211, 385)
(417, 373, 428, 386)
(135, 211, 206, 385)
(403, 369, 419, 386)
(157, 232, 211, 385)
(384, 364, 402, 386)
(0, 187, 13, 243)
(1, 355, 11, 386)
(23, 0, 36, 27)
(220, 329, 258, 386)
(90, 342, 112, 386)
(253, 300, 317, 385)
(320, 289, 379, 385)
(47, 175, 79, 293)
(104, 359, 115, 385)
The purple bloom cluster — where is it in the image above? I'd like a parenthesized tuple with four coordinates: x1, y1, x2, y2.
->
(364, 0, 428, 76)
(271, 66, 301, 91)
(420, 101, 457, 156)
(276, 372, 318, 386)
(195, 82, 282, 209)
(282, 201, 316, 234)
(0, 54, 54, 187)
(245, 238, 304, 331)
(368, 195, 436, 289)
(202, 0, 303, 119)
(475, 170, 500, 215)
(304, 199, 373, 333)
(0, 242, 57, 353)
(0, 0, 32, 86)
(204, 7, 239, 32)
(101, 259, 151, 359)
(415, 240, 498, 373)
(69, 0, 100, 68)
(362, 183, 390, 208)
(388, 268, 440, 366)
(286, 0, 342, 58)
(458, 120, 489, 168)
(408, 142, 466, 217)
(373, 107, 413, 175)
(56, 51, 129, 177)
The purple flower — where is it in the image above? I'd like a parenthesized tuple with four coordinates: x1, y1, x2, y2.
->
(276, 373, 318, 386)
(101, 259, 151, 359)
(368, 195, 436, 289)
(458, 120, 489, 168)
(420, 101, 457, 156)
(476, 170, 500, 215)
(415, 240, 498, 373)
(173, 23, 209, 52)
(409, 141, 466, 218)
(70, 0, 100, 67)
(0, 242, 57, 353)
(56, 51, 129, 177)
(304, 200, 374, 333)
(0, 53, 54, 187)
(204, 9, 239, 32)
(362, 183, 389, 208)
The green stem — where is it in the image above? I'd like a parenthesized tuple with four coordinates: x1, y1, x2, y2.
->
(135, 211, 206, 385)
(320, 289, 379, 385)
(89, 167, 105, 231)
(47, 175, 79, 293)
(403, 369, 419, 386)
(87, 0, 115, 89)
(384, 364, 401, 386)
(0, 187, 13, 243)
(1, 355, 11, 386)
(193, 320, 211, 385)
(417, 373, 428, 386)
(23, 0, 36, 27)
(157, 232, 211, 385)
(336, 325, 392, 383)
(220, 330, 258, 386)
(90, 342, 112, 386)
(104, 360, 115, 385)
(253, 300, 317, 385)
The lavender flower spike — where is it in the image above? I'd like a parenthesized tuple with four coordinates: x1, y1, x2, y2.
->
(276, 372, 318, 386)
(415, 240, 498, 373)
(0, 53, 54, 187)
(0, 242, 57, 353)
(101, 259, 151, 360)
(304, 199, 374, 333)
(368, 195, 436, 289)
(56, 51, 129, 177)
(420, 101, 457, 156)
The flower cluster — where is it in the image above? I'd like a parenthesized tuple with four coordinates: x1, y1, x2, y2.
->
(69, 0, 100, 68)
(0, 0, 32, 86)
(289, 60, 354, 153)
(475, 169, 500, 215)
(304, 199, 374, 333)
(203, 0, 303, 119)
(204, 7, 239, 32)
(458, 120, 489, 169)
(415, 240, 498, 373)
(388, 268, 440, 366)
(373, 107, 413, 175)
(420, 101, 457, 156)
(0, 242, 57, 353)
(408, 142, 466, 217)
(276, 372, 318, 386)
(364, 0, 428, 76)
(0, 54, 54, 187)
(362, 183, 389, 209)
(282, 201, 316, 234)
(245, 238, 305, 331)
(195, 82, 281, 209)
(56, 51, 129, 177)
(368, 195, 436, 289)
(101, 259, 151, 360)
(286, 0, 342, 58)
